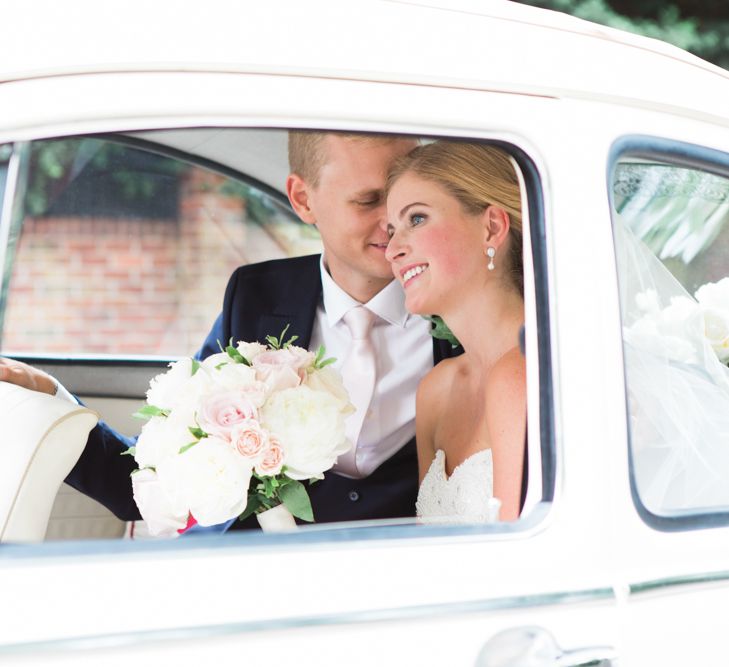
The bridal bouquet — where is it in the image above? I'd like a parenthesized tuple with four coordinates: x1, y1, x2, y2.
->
(625, 277, 729, 366)
(129, 328, 354, 536)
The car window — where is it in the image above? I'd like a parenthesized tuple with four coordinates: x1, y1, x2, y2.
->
(0, 136, 321, 357)
(0, 128, 551, 543)
(611, 140, 729, 524)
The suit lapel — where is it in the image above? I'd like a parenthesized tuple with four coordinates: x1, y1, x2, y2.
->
(254, 255, 322, 350)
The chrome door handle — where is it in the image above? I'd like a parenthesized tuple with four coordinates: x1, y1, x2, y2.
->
(476, 626, 617, 666)
(558, 645, 617, 666)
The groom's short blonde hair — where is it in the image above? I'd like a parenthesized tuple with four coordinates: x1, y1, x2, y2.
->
(288, 130, 414, 188)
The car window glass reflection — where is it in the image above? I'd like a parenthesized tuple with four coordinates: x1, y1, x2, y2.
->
(613, 158, 729, 518)
(1, 137, 320, 357)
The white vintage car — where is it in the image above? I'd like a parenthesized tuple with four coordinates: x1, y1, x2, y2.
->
(2, 0, 729, 665)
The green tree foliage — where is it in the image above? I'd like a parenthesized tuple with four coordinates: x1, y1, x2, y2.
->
(23, 138, 185, 218)
(519, 0, 729, 69)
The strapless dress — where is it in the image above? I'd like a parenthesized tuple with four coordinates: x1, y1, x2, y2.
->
(416, 449, 498, 524)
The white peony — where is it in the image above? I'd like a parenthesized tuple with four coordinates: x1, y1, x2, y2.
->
(304, 366, 355, 415)
(261, 385, 351, 480)
(131, 468, 189, 537)
(146, 358, 199, 410)
(134, 413, 198, 469)
(156, 436, 253, 527)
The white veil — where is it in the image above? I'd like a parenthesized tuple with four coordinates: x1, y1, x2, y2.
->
(616, 220, 729, 515)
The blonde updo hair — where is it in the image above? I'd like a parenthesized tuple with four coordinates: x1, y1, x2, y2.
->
(386, 141, 523, 296)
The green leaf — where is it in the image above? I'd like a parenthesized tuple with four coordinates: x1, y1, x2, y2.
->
(265, 323, 296, 350)
(237, 494, 261, 522)
(188, 426, 207, 439)
(120, 446, 136, 457)
(133, 404, 170, 420)
(191, 358, 201, 375)
(279, 479, 314, 522)
(225, 344, 249, 366)
(277, 324, 291, 346)
(314, 344, 325, 365)
(312, 343, 337, 369)
(179, 441, 198, 454)
(282, 333, 299, 349)
(423, 315, 460, 348)
(130, 466, 154, 475)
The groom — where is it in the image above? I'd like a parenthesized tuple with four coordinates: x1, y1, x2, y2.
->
(0, 131, 458, 529)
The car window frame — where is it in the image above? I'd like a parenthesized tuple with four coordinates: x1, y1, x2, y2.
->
(0, 128, 555, 548)
(609, 133, 729, 533)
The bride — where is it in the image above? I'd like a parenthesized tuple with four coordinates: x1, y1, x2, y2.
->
(385, 141, 526, 522)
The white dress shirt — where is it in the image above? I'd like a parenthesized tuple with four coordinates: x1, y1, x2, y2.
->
(313, 256, 433, 478)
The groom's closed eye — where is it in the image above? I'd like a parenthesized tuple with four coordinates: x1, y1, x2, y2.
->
(351, 190, 382, 207)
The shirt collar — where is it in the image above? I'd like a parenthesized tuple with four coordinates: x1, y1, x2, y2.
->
(319, 254, 410, 328)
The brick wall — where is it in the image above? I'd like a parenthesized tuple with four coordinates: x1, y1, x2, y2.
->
(2, 167, 296, 357)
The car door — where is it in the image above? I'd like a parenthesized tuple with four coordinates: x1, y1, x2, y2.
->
(0, 72, 624, 665)
(0, 131, 316, 540)
(606, 135, 729, 664)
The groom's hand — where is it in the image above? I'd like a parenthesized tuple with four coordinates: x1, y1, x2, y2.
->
(0, 357, 57, 395)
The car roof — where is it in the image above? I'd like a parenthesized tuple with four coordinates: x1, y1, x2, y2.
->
(2, 0, 728, 126)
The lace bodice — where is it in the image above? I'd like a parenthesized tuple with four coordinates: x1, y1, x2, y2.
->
(416, 449, 497, 524)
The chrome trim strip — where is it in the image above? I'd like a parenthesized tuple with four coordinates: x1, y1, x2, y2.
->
(0, 504, 553, 565)
(630, 570, 729, 595)
(0, 586, 614, 656)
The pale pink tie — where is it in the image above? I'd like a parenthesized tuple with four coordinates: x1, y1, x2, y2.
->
(336, 306, 377, 477)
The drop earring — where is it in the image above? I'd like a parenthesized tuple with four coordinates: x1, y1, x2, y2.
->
(486, 246, 496, 271)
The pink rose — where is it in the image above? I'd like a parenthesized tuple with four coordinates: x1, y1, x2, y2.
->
(255, 437, 285, 477)
(197, 391, 258, 438)
(231, 419, 268, 458)
(252, 349, 307, 391)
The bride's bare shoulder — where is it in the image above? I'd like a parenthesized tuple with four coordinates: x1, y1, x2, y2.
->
(417, 356, 461, 405)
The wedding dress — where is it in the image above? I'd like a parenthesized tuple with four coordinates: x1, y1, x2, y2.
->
(416, 449, 499, 524)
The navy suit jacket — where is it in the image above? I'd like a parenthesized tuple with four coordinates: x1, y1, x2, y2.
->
(65, 254, 458, 528)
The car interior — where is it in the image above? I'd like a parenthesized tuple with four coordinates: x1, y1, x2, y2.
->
(0, 127, 547, 542)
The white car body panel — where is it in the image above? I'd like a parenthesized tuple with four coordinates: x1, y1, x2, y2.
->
(1, 1, 729, 664)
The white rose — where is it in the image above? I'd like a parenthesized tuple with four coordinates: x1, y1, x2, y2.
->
(305, 366, 355, 415)
(156, 436, 253, 527)
(196, 354, 265, 402)
(134, 414, 198, 469)
(261, 385, 351, 480)
(131, 468, 189, 537)
(236, 341, 267, 362)
(214, 363, 262, 394)
(695, 279, 729, 363)
(701, 307, 729, 363)
(252, 349, 303, 393)
(626, 294, 704, 364)
(695, 277, 729, 309)
(286, 345, 317, 373)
